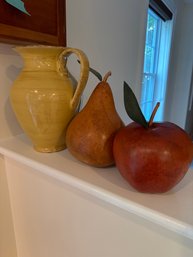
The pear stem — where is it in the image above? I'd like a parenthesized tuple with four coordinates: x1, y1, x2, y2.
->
(148, 102, 160, 127)
(103, 71, 112, 82)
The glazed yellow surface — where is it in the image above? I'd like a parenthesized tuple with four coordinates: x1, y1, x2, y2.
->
(10, 46, 89, 152)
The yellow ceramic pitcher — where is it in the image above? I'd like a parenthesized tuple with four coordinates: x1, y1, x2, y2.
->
(10, 46, 89, 152)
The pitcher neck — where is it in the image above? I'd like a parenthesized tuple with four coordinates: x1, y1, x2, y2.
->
(15, 45, 66, 72)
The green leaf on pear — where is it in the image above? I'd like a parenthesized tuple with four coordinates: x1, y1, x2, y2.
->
(124, 81, 148, 128)
(89, 66, 103, 81)
(77, 59, 102, 81)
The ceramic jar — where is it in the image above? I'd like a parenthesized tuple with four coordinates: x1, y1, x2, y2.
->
(10, 46, 89, 152)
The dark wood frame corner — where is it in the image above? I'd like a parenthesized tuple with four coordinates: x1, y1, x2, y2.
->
(0, 0, 66, 46)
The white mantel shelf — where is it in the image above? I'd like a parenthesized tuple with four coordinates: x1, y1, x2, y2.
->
(0, 134, 193, 241)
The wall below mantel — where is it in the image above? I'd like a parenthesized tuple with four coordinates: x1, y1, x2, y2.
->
(0, 154, 17, 257)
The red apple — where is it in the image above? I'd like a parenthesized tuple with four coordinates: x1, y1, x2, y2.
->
(113, 82, 193, 193)
(113, 121, 193, 193)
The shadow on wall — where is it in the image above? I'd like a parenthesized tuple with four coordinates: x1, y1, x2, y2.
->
(4, 98, 23, 136)
(4, 64, 23, 136)
(6, 63, 21, 81)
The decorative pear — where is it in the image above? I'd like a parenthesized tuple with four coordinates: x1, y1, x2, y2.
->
(66, 71, 124, 167)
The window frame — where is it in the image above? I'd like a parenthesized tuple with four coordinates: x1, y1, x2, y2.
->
(140, 5, 173, 122)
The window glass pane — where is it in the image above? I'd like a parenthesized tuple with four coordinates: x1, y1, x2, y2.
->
(146, 13, 157, 47)
(144, 45, 155, 73)
(141, 74, 155, 120)
(141, 9, 161, 120)
(144, 102, 153, 121)
(141, 6, 173, 122)
(141, 74, 155, 103)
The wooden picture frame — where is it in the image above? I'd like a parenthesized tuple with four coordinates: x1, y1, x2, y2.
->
(0, 0, 66, 46)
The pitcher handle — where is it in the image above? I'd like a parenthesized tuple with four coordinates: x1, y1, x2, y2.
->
(57, 47, 89, 110)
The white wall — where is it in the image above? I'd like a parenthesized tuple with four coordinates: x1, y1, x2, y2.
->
(0, 43, 23, 139)
(165, 2, 193, 128)
(66, 0, 149, 123)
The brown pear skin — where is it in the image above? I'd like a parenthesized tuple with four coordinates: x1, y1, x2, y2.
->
(66, 71, 124, 167)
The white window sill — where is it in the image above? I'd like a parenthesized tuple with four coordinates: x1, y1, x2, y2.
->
(0, 134, 193, 240)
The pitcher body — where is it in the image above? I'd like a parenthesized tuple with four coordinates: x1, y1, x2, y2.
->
(10, 46, 89, 152)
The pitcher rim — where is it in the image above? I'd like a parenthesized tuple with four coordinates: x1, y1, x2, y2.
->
(13, 45, 65, 52)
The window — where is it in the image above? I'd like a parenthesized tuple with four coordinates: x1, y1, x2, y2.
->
(140, 1, 173, 121)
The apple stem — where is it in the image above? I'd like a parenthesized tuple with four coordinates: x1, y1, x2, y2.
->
(148, 102, 160, 127)
(103, 71, 112, 82)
